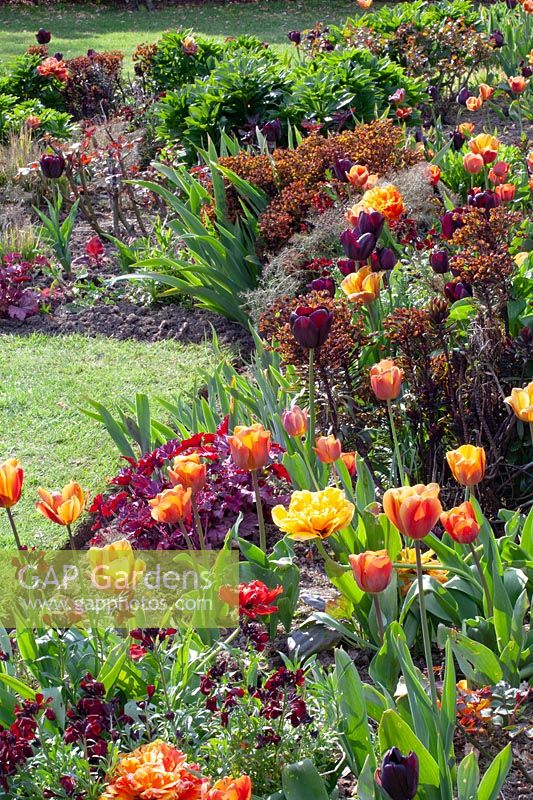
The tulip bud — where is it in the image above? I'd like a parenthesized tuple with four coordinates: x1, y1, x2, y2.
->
(414, 128, 427, 144)
(288, 30, 302, 45)
(388, 88, 406, 105)
(429, 249, 449, 274)
(504, 380, 533, 423)
(337, 258, 356, 276)
(495, 183, 516, 201)
(440, 210, 463, 239)
(347, 163, 370, 188)
(53, 52, 63, 61)
(228, 424, 271, 471)
(467, 189, 500, 210)
(463, 153, 484, 174)
(508, 75, 529, 93)
(290, 306, 333, 349)
(39, 153, 65, 179)
(490, 30, 504, 48)
(376, 748, 419, 800)
(376, 247, 397, 271)
(340, 451, 357, 477)
(340, 229, 376, 262)
(370, 359, 404, 401)
(59, 776, 77, 796)
(521, 64, 533, 79)
(451, 129, 466, 151)
(314, 435, 342, 464)
(332, 156, 354, 182)
(0, 459, 24, 509)
(357, 210, 385, 238)
(444, 281, 473, 302)
(36, 28, 52, 45)
(349, 550, 392, 593)
(309, 277, 335, 296)
(466, 96, 483, 112)
(282, 406, 308, 438)
(167, 452, 207, 495)
(456, 86, 472, 106)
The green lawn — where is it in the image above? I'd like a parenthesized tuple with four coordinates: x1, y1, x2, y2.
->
(0, 0, 368, 67)
(0, 333, 215, 548)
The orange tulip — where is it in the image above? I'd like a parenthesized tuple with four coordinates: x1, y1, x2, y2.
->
(495, 183, 516, 201)
(341, 265, 382, 304)
(469, 133, 499, 164)
(458, 122, 475, 136)
(358, 184, 405, 223)
(340, 451, 357, 477)
(446, 445, 486, 487)
(228, 424, 271, 471)
(383, 483, 442, 540)
(347, 164, 370, 188)
(478, 83, 494, 101)
(356, 0, 373, 8)
(463, 153, 484, 174)
(36, 482, 87, 526)
(440, 501, 480, 544)
(370, 359, 404, 401)
(208, 776, 252, 800)
(466, 96, 483, 112)
(168, 452, 207, 495)
(0, 458, 23, 508)
(282, 405, 308, 438)
(428, 165, 441, 186)
(349, 550, 393, 593)
(508, 75, 529, 93)
(149, 485, 192, 524)
(314, 434, 342, 464)
(505, 381, 533, 422)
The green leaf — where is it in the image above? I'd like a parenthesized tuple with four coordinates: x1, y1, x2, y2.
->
(477, 745, 512, 800)
(281, 759, 330, 800)
(457, 752, 479, 800)
(378, 710, 441, 800)
(0, 673, 37, 700)
(437, 626, 502, 685)
(334, 649, 375, 775)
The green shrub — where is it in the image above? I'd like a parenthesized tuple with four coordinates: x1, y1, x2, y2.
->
(0, 53, 64, 111)
(0, 94, 73, 141)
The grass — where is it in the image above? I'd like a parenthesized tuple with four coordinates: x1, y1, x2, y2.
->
(0, 0, 369, 67)
(0, 332, 216, 548)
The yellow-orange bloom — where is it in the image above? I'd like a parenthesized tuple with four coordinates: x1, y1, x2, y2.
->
(478, 83, 494, 101)
(508, 75, 529, 93)
(370, 359, 404, 401)
(87, 539, 146, 593)
(383, 483, 442, 540)
(341, 265, 381, 304)
(466, 96, 483, 112)
(168, 452, 207, 495)
(469, 133, 499, 164)
(358, 184, 405, 222)
(149, 485, 192, 524)
(208, 776, 252, 800)
(347, 164, 370, 187)
(356, 0, 373, 8)
(228, 423, 271, 471)
(271, 487, 355, 541)
(0, 458, 23, 508)
(446, 445, 486, 487)
(98, 740, 208, 800)
(36, 481, 86, 525)
(396, 546, 447, 595)
(349, 550, 392, 593)
(505, 381, 533, 422)
(458, 122, 475, 136)
(314, 434, 342, 464)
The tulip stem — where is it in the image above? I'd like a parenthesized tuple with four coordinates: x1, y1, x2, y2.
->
(252, 470, 267, 554)
(307, 348, 316, 458)
(415, 541, 439, 712)
(5, 507, 22, 549)
(373, 594, 385, 643)
(66, 523, 75, 551)
(178, 519, 194, 552)
(387, 399, 406, 486)
(468, 542, 493, 617)
(191, 498, 206, 550)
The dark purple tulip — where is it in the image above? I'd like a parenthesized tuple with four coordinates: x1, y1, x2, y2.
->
(53, 52, 63, 61)
(337, 258, 356, 276)
(441, 210, 463, 239)
(357, 210, 385, 239)
(429, 250, 449, 274)
(36, 28, 51, 45)
(309, 277, 335, 297)
(290, 306, 333, 349)
(39, 153, 65, 179)
(376, 748, 419, 800)
(506, 0, 518, 8)
(490, 30, 504, 48)
(414, 128, 427, 145)
(59, 776, 77, 795)
(521, 63, 533, 79)
(261, 118, 282, 142)
(451, 129, 466, 151)
(340, 229, 376, 261)
(332, 156, 354, 182)
(376, 247, 397, 271)
(288, 30, 302, 45)
(467, 190, 500, 210)
(456, 86, 471, 106)
(444, 281, 473, 302)
(427, 85, 438, 102)
(87, 49, 97, 58)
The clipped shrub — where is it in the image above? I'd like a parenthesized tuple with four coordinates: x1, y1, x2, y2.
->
(63, 51, 124, 119)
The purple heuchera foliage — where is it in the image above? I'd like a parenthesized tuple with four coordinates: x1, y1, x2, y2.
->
(0, 253, 46, 321)
(89, 422, 290, 549)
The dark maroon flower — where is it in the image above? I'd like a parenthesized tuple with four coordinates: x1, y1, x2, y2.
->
(376, 748, 419, 800)
(340, 229, 376, 261)
(429, 250, 449, 274)
(36, 28, 51, 45)
(332, 156, 354, 182)
(522, 63, 533, 78)
(467, 189, 501, 210)
(490, 30, 504, 48)
(290, 306, 333, 349)
(414, 128, 427, 145)
(146, 684, 155, 699)
(288, 30, 302, 45)
(59, 775, 77, 795)
(39, 153, 65, 180)
(356, 210, 385, 238)
(337, 258, 356, 276)
(53, 52, 63, 61)
(456, 86, 471, 106)
(261, 118, 282, 142)
(444, 281, 473, 302)
(506, 0, 518, 8)
(309, 277, 335, 296)
(451, 129, 466, 151)
(440, 210, 464, 239)
(376, 247, 397, 271)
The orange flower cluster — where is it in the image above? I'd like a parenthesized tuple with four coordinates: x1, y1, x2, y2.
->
(347, 184, 405, 224)
(98, 740, 251, 800)
(37, 57, 69, 82)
